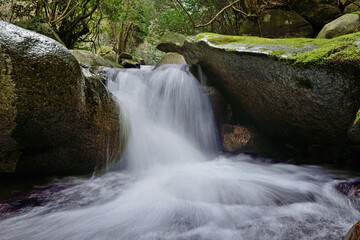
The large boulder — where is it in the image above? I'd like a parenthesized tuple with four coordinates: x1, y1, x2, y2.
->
(0, 21, 127, 175)
(71, 49, 122, 68)
(317, 14, 360, 39)
(290, 0, 341, 31)
(239, 9, 313, 38)
(181, 33, 360, 158)
(157, 33, 187, 53)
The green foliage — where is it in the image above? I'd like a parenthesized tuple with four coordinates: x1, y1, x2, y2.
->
(155, 9, 195, 36)
(354, 110, 360, 126)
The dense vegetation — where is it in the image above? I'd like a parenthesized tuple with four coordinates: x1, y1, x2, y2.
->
(0, 0, 345, 63)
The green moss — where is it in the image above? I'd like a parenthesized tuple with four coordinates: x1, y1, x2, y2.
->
(193, 32, 360, 66)
(270, 50, 286, 56)
(291, 35, 360, 65)
(355, 110, 360, 125)
(195, 32, 323, 48)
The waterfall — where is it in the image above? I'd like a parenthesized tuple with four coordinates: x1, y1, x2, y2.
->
(108, 64, 219, 173)
(0, 65, 358, 240)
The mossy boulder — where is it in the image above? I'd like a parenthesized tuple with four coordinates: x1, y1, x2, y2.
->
(317, 14, 360, 39)
(155, 52, 186, 67)
(96, 46, 117, 62)
(239, 9, 313, 38)
(290, 0, 341, 31)
(71, 50, 121, 68)
(157, 32, 187, 53)
(0, 21, 127, 175)
(181, 32, 360, 158)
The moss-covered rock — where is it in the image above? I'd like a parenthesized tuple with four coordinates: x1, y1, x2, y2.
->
(157, 32, 187, 53)
(96, 46, 117, 62)
(0, 21, 127, 175)
(71, 50, 121, 68)
(121, 59, 140, 69)
(182, 32, 360, 159)
(239, 9, 313, 38)
(317, 14, 360, 39)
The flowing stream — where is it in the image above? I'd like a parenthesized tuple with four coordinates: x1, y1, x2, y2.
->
(0, 64, 359, 240)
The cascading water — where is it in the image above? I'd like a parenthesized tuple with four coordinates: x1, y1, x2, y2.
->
(0, 64, 359, 240)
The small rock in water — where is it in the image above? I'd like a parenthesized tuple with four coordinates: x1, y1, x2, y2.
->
(0, 183, 73, 215)
(221, 124, 259, 153)
(335, 180, 360, 210)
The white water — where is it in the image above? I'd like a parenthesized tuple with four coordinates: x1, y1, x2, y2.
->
(0, 64, 359, 240)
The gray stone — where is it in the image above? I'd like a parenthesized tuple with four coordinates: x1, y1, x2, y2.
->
(317, 14, 360, 39)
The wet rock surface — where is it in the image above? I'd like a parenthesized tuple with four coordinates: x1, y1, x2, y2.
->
(181, 33, 360, 160)
(317, 14, 360, 39)
(0, 21, 127, 175)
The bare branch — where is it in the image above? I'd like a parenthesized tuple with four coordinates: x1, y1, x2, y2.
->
(175, 0, 244, 29)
